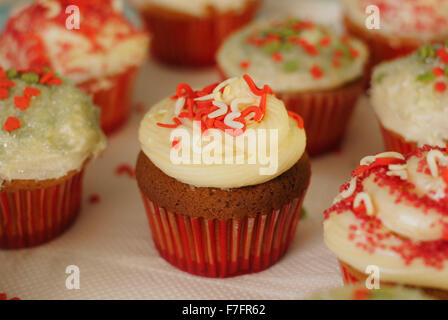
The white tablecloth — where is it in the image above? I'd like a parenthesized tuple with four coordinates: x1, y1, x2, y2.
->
(0, 0, 384, 300)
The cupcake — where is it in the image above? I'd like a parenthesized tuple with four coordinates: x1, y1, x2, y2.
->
(0, 67, 106, 249)
(217, 18, 369, 156)
(343, 0, 448, 70)
(371, 43, 448, 154)
(136, 75, 311, 277)
(0, 0, 149, 134)
(309, 284, 433, 300)
(132, 0, 261, 66)
(323, 146, 448, 299)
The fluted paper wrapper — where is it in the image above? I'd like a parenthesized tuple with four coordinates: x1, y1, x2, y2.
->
(79, 67, 139, 135)
(379, 125, 418, 154)
(140, 1, 261, 67)
(0, 171, 84, 249)
(141, 194, 305, 278)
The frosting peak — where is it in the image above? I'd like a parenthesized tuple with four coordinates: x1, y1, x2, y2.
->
(139, 76, 306, 188)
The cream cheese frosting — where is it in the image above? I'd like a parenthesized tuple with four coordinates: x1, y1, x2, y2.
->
(139, 76, 306, 188)
(0, 70, 106, 185)
(217, 18, 369, 92)
(131, 0, 255, 17)
(324, 147, 448, 290)
(343, 0, 448, 41)
(0, 0, 149, 85)
(371, 43, 448, 147)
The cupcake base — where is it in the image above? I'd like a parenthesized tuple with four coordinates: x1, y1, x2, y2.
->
(79, 67, 139, 135)
(140, 1, 261, 67)
(142, 194, 305, 278)
(0, 170, 84, 249)
(379, 125, 418, 154)
(339, 260, 448, 300)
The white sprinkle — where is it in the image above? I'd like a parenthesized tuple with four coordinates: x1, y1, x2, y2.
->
(426, 150, 448, 177)
(208, 101, 228, 118)
(213, 77, 238, 94)
(360, 152, 404, 166)
(387, 170, 408, 180)
(224, 112, 244, 129)
(340, 178, 357, 199)
(40, 0, 61, 18)
(194, 94, 214, 101)
(230, 97, 254, 112)
(174, 97, 185, 115)
(354, 192, 375, 216)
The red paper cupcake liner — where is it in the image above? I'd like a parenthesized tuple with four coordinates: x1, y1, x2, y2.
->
(79, 67, 139, 135)
(339, 261, 361, 285)
(141, 1, 261, 67)
(141, 194, 305, 278)
(379, 125, 418, 154)
(218, 68, 364, 156)
(0, 171, 84, 249)
(344, 16, 445, 88)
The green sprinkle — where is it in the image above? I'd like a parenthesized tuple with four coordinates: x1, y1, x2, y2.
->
(283, 60, 299, 72)
(21, 72, 39, 83)
(300, 208, 308, 220)
(418, 45, 435, 62)
(374, 72, 387, 84)
(445, 67, 448, 77)
(263, 41, 282, 55)
(277, 28, 296, 38)
(282, 42, 294, 51)
(6, 69, 17, 79)
(416, 71, 436, 83)
(42, 67, 51, 73)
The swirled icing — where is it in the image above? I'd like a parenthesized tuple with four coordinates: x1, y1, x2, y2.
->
(138, 76, 306, 188)
(371, 43, 448, 147)
(324, 146, 448, 290)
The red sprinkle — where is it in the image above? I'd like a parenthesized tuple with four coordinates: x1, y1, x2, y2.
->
(320, 37, 331, 47)
(39, 71, 54, 84)
(88, 194, 101, 204)
(435, 81, 447, 92)
(4, 116, 21, 132)
(115, 164, 135, 179)
(0, 88, 8, 99)
(310, 65, 323, 79)
(14, 96, 31, 111)
(352, 288, 370, 300)
(287, 111, 304, 129)
(0, 78, 15, 88)
(24, 86, 41, 98)
(47, 78, 63, 86)
(433, 67, 445, 77)
(272, 53, 283, 62)
(240, 61, 250, 70)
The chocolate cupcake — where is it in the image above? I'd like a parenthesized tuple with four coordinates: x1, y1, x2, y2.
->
(371, 43, 448, 154)
(217, 18, 369, 155)
(136, 75, 311, 277)
(323, 146, 448, 299)
(0, 0, 149, 134)
(0, 68, 106, 249)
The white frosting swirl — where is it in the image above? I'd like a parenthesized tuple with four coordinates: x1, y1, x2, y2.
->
(371, 50, 448, 147)
(324, 149, 448, 290)
(138, 77, 306, 188)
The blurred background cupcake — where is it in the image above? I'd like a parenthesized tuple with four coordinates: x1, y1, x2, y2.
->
(217, 18, 369, 156)
(323, 146, 448, 299)
(131, 0, 262, 67)
(343, 0, 448, 79)
(309, 284, 433, 300)
(371, 43, 448, 154)
(0, 67, 106, 249)
(136, 76, 311, 277)
(0, 0, 149, 135)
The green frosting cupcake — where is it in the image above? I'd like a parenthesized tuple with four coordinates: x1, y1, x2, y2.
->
(309, 285, 433, 300)
(217, 18, 369, 92)
(0, 68, 107, 184)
